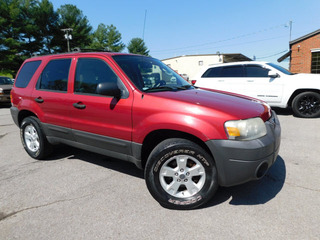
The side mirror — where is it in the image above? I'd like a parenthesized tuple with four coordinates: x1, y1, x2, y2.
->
(268, 70, 279, 78)
(96, 82, 121, 99)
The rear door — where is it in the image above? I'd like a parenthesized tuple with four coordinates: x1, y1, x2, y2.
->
(68, 56, 133, 154)
(32, 57, 74, 139)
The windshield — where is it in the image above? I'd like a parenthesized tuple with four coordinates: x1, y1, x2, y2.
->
(267, 63, 293, 75)
(0, 77, 13, 85)
(113, 55, 193, 92)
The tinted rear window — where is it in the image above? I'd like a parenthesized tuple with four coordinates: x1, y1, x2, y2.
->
(201, 67, 222, 77)
(220, 66, 244, 77)
(15, 60, 41, 88)
(37, 59, 71, 92)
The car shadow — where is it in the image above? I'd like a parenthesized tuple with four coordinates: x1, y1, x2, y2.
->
(47, 145, 285, 208)
(0, 103, 12, 109)
(203, 155, 286, 208)
(45, 145, 144, 179)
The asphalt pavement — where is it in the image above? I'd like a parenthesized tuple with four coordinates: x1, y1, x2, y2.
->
(0, 106, 319, 239)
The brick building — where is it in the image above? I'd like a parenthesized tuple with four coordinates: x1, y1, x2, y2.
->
(278, 29, 320, 73)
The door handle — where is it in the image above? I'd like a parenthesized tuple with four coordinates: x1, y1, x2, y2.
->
(34, 97, 44, 103)
(73, 102, 86, 109)
(247, 80, 254, 82)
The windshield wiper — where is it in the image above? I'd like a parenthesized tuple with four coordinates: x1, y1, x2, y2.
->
(177, 85, 193, 90)
(144, 86, 176, 92)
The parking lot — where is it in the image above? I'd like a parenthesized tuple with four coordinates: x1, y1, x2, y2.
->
(0, 105, 319, 239)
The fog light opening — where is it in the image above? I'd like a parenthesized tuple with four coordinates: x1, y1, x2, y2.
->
(256, 162, 268, 179)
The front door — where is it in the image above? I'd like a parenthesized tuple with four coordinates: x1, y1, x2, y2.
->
(69, 57, 133, 154)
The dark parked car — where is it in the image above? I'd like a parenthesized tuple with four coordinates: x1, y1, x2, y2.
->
(0, 76, 13, 104)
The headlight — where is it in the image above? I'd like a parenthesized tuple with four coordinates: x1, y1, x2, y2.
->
(224, 117, 267, 140)
(0, 88, 3, 95)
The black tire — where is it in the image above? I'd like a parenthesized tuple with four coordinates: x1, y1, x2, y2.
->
(144, 138, 218, 210)
(20, 116, 53, 159)
(292, 92, 320, 118)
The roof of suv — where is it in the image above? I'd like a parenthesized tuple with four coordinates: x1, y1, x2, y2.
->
(206, 61, 269, 68)
(28, 52, 135, 61)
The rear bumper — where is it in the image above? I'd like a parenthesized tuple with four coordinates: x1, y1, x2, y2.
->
(206, 111, 281, 187)
(10, 106, 19, 127)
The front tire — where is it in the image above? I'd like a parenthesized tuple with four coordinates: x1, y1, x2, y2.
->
(144, 138, 218, 210)
(292, 92, 320, 118)
(20, 116, 52, 159)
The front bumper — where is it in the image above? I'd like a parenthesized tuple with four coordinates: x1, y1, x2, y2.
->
(206, 111, 281, 187)
(0, 94, 11, 103)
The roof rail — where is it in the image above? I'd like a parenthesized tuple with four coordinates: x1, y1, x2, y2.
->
(71, 47, 110, 53)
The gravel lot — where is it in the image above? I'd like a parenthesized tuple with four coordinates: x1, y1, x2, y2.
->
(0, 105, 319, 239)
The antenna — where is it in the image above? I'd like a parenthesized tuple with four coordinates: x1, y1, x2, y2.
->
(142, 10, 147, 40)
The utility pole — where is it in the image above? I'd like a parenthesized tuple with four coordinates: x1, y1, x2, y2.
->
(289, 20, 292, 42)
(61, 28, 73, 52)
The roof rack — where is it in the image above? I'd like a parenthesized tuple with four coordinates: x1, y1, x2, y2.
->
(71, 47, 111, 53)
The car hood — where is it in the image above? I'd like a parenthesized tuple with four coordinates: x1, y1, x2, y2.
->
(289, 73, 320, 86)
(150, 88, 271, 121)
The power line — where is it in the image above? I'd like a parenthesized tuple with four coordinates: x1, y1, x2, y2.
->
(255, 50, 288, 60)
(152, 23, 288, 53)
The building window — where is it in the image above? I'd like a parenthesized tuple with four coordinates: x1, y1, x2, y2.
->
(311, 51, 320, 74)
(198, 61, 203, 66)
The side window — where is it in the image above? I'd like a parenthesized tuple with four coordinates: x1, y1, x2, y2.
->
(37, 59, 71, 91)
(246, 65, 269, 77)
(15, 60, 41, 88)
(201, 67, 222, 78)
(75, 58, 120, 94)
(220, 66, 244, 77)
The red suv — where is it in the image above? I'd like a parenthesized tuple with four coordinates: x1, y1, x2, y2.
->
(10, 52, 281, 209)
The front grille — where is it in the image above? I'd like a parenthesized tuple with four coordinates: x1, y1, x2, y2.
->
(3, 89, 11, 95)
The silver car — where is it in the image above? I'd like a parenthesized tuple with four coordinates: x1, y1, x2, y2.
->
(0, 76, 13, 104)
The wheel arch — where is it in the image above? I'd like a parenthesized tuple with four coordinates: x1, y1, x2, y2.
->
(18, 110, 37, 127)
(287, 88, 320, 107)
(140, 129, 214, 169)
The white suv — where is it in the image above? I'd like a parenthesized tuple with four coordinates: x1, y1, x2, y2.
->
(193, 61, 320, 118)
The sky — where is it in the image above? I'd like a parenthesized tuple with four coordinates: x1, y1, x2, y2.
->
(50, 0, 320, 69)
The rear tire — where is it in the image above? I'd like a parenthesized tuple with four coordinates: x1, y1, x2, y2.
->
(292, 92, 320, 118)
(144, 138, 218, 210)
(20, 116, 53, 159)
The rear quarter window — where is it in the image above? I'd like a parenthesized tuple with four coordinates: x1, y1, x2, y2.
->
(15, 60, 41, 88)
(201, 67, 222, 77)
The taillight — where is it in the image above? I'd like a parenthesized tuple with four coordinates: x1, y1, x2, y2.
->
(191, 80, 197, 85)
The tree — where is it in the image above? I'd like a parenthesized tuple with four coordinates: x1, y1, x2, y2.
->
(105, 24, 125, 52)
(0, 0, 60, 74)
(55, 4, 92, 52)
(90, 23, 108, 50)
(90, 24, 125, 52)
(33, 0, 60, 54)
(127, 38, 149, 56)
(0, 0, 31, 74)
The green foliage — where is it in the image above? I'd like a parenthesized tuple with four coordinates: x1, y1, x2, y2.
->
(0, 0, 134, 74)
(127, 38, 150, 56)
(90, 24, 125, 52)
(56, 4, 92, 52)
(90, 23, 109, 50)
